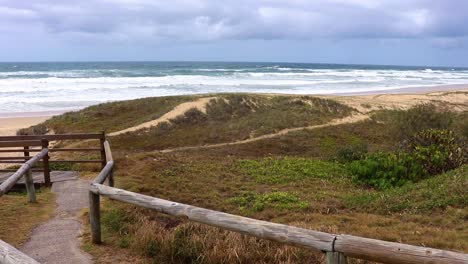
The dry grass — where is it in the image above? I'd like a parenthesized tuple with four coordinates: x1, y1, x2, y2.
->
(0, 189, 55, 247)
(21, 94, 467, 263)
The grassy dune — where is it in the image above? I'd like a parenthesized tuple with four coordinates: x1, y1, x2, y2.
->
(16, 94, 468, 263)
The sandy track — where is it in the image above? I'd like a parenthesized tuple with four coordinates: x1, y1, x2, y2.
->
(109, 97, 216, 136)
(160, 113, 370, 153)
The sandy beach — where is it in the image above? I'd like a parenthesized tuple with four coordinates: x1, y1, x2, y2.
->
(0, 116, 50, 136)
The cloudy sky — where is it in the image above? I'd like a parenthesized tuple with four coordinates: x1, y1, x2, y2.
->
(1, 0, 468, 66)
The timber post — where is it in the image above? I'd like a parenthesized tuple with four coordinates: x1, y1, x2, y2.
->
(99, 131, 106, 170)
(41, 138, 51, 186)
(24, 167, 36, 203)
(326, 251, 347, 264)
(89, 191, 101, 244)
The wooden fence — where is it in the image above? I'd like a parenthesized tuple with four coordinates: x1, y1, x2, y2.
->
(0, 133, 107, 186)
(0, 239, 39, 264)
(89, 142, 468, 264)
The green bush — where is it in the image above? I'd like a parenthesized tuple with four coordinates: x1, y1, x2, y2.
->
(349, 129, 466, 189)
(335, 141, 368, 163)
(397, 104, 455, 139)
(16, 124, 48, 135)
(349, 152, 427, 189)
(406, 129, 466, 174)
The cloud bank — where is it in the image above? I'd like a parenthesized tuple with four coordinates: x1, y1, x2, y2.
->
(2, 0, 468, 45)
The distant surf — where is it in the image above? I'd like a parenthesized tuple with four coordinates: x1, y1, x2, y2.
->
(1, 61, 468, 113)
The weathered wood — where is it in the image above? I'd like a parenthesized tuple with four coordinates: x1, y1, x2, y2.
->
(93, 162, 114, 184)
(103, 141, 113, 162)
(0, 149, 48, 196)
(0, 149, 41, 153)
(41, 139, 51, 186)
(0, 157, 32, 160)
(0, 148, 100, 153)
(23, 146, 30, 160)
(90, 183, 335, 251)
(103, 140, 114, 186)
(326, 252, 347, 264)
(0, 161, 29, 164)
(0, 169, 44, 172)
(0, 140, 42, 148)
(0, 133, 103, 141)
(108, 168, 114, 187)
(89, 191, 101, 244)
(334, 234, 468, 264)
(24, 168, 36, 203)
(0, 239, 39, 264)
(99, 132, 106, 169)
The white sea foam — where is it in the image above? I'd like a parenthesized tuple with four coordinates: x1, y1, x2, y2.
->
(1, 67, 468, 113)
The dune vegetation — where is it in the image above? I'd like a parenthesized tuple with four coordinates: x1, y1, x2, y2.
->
(15, 94, 467, 263)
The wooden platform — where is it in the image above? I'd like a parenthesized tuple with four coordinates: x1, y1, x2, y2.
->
(0, 171, 79, 186)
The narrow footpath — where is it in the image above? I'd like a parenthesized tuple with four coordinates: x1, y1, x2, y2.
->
(21, 176, 92, 264)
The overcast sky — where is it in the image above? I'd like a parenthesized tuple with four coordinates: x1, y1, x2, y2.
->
(1, 0, 468, 66)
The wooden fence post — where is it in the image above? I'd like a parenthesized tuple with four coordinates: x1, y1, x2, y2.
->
(326, 252, 347, 264)
(99, 131, 106, 170)
(23, 146, 30, 159)
(103, 140, 114, 187)
(24, 168, 36, 203)
(89, 191, 101, 244)
(41, 139, 51, 186)
(108, 168, 114, 187)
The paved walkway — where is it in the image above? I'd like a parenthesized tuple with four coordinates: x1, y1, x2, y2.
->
(21, 177, 92, 264)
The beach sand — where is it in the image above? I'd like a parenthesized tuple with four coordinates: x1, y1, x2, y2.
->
(0, 116, 50, 136)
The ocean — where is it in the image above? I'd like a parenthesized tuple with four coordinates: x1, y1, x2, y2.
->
(1, 61, 468, 115)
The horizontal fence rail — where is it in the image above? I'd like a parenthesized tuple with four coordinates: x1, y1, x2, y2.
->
(89, 183, 468, 264)
(0, 133, 107, 176)
(0, 147, 48, 202)
(0, 133, 104, 141)
(0, 239, 39, 264)
(88, 139, 468, 264)
(0, 140, 43, 148)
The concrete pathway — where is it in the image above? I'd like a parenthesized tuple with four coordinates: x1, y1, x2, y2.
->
(21, 177, 92, 264)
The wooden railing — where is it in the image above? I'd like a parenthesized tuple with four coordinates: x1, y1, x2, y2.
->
(89, 143, 468, 264)
(0, 133, 107, 186)
(0, 142, 49, 202)
(0, 239, 39, 264)
(0, 133, 108, 264)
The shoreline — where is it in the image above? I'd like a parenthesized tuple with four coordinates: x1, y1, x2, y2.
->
(329, 83, 468, 96)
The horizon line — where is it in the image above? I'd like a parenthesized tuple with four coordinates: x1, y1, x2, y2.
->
(0, 60, 467, 69)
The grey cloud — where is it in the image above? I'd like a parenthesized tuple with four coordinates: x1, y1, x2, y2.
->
(1, 0, 468, 44)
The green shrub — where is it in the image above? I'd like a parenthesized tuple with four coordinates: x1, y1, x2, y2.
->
(350, 129, 466, 189)
(349, 152, 427, 189)
(373, 103, 455, 141)
(346, 165, 467, 213)
(335, 140, 368, 163)
(16, 124, 48, 135)
(406, 129, 466, 175)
